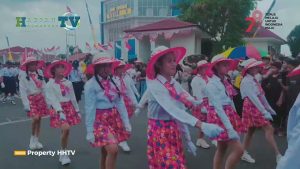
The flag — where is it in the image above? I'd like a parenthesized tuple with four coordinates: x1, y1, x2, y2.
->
(5, 36, 14, 62)
(50, 46, 55, 51)
(66, 6, 72, 13)
(124, 39, 131, 51)
(108, 42, 113, 50)
(74, 45, 80, 54)
(8, 52, 14, 62)
(94, 42, 107, 51)
(86, 42, 91, 51)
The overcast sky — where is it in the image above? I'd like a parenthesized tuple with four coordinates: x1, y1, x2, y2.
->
(0, 0, 299, 55)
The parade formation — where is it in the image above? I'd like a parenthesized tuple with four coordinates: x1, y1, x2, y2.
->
(0, 0, 300, 169)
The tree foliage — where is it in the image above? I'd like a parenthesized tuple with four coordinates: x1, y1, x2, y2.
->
(287, 25, 300, 57)
(179, 0, 256, 55)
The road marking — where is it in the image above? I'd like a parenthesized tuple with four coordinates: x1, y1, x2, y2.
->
(0, 116, 49, 126)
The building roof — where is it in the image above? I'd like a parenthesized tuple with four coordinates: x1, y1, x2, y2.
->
(124, 19, 197, 33)
(245, 27, 286, 43)
(0, 46, 38, 54)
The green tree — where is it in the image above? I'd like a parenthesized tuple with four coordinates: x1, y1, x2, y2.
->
(179, 0, 256, 55)
(287, 25, 300, 57)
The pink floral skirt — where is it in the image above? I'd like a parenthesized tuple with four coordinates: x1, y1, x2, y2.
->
(123, 95, 134, 118)
(147, 119, 186, 169)
(91, 108, 130, 147)
(192, 97, 209, 122)
(50, 101, 81, 128)
(242, 97, 270, 130)
(27, 93, 49, 118)
(207, 105, 245, 141)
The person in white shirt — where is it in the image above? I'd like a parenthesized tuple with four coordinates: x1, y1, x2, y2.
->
(124, 64, 140, 99)
(206, 54, 244, 169)
(84, 52, 131, 169)
(142, 46, 223, 169)
(69, 60, 85, 102)
(45, 60, 81, 166)
(19, 56, 49, 150)
(2, 61, 17, 104)
(240, 59, 282, 164)
(191, 60, 212, 149)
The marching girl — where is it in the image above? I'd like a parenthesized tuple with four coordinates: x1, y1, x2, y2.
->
(240, 59, 282, 163)
(276, 65, 300, 169)
(112, 61, 138, 152)
(205, 55, 245, 169)
(143, 46, 223, 169)
(19, 56, 49, 150)
(190, 60, 211, 149)
(84, 52, 131, 169)
(45, 60, 81, 165)
(124, 64, 140, 99)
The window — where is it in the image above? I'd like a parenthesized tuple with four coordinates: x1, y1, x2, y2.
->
(159, 8, 167, 16)
(146, 8, 153, 16)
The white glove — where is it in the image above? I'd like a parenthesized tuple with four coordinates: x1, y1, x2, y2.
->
(59, 112, 66, 120)
(1, 82, 5, 88)
(86, 132, 95, 143)
(201, 107, 208, 114)
(186, 141, 197, 156)
(263, 111, 273, 121)
(227, 128, 240, 140)
(201, 122, 224, 138)
(125, 123, 132, 132)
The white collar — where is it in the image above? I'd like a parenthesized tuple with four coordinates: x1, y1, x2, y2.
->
(157, 74, 175, 84)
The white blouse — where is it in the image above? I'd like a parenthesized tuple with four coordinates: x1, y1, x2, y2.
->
(191, 75, 209, 100)
(19, 70, 46, 110)
(45, 78, 79, 112)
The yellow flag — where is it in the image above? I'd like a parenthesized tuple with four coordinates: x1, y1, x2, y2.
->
(8, 52, 14, 62)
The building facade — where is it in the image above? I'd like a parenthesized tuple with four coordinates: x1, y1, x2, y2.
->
(100, 0, 182, 61)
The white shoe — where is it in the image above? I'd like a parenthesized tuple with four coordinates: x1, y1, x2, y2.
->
(196, 138, 210, 149)
(211, 140, 218, 147)
(29, 136, 37, 150)
(276, 154, 282, 163)
(119, 141, 131, 152)
(241, 151, 256, 164)
(11, 100, 16, 105)
(60, 155, 71, 165)
(34, 137, 43, 149)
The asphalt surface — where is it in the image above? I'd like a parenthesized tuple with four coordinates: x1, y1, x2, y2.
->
(0, 97, 287, 169)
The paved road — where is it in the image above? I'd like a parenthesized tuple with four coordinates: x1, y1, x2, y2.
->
(0, 98, 287, 169)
